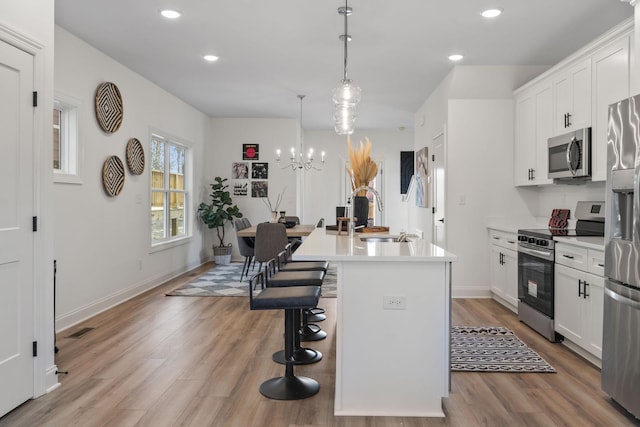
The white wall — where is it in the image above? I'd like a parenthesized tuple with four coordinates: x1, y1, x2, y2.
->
(1, 0, 56, 396)
(53, 27, 210, 329)
(304, 129, 414, 232)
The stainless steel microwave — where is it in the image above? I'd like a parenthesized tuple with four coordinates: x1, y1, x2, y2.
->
(547, 128, 591, 180)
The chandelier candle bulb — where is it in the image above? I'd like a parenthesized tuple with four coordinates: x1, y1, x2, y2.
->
(276, 149, 281, 161)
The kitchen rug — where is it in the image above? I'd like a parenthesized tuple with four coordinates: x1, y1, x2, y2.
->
(166, 262, 337, 297)
(451, 326, 556, 373)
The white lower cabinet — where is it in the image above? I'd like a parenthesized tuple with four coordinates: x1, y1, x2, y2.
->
(554, 243, 604, 359)
(489, 230, 518, 312)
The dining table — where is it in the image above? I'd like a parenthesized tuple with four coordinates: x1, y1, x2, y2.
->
(235, 223, 316, 238)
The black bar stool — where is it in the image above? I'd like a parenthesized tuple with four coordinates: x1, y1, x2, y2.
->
(249, 272, 321, 400)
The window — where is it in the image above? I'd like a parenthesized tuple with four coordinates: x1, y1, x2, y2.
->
(53, 95, 82, 184)
(151, 134, 189, 245)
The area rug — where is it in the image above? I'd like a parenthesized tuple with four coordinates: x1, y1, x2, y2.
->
(166, 262, 337, 298)
(451, 326, 556, 373)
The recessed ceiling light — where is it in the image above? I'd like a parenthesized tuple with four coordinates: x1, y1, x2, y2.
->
(448, 54, 464, 62)
(481, 8, 502, 18)
(160, 9, 181, 19)
(203, 54, 219, 62)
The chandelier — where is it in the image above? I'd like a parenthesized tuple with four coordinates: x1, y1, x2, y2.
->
(333, 0, 361, 135)
(276, 95, 325, 171)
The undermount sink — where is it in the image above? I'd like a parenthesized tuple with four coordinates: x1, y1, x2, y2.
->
(359, 236, 412, 243)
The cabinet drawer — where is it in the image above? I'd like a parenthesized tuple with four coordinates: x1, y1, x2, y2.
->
(587, 249, 605, 276)
(489, 230, 517, 251)
(555, 243, 588, 270)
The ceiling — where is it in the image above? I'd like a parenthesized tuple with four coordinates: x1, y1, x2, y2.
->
(54, 0, 633, 131)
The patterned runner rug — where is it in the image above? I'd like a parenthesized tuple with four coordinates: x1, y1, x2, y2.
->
(451, 326, 556, 373)
(166, 262, 337, 297)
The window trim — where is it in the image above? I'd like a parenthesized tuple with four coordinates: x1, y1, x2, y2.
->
(53, 91, 83, 185)
(150, 131, 192, 248)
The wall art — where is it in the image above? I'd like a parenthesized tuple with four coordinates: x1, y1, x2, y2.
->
(243, 143, 259, 160)
(126, 138, 145, 175)
(232, 162, 249, 179)
(251, 162, 268, 179)
(415, 146, 429, 208)
(102, 155, 125, 196)
(251, 180, 268, 198)
(95, 82, 124, 133)
(232, 180, 249, 197)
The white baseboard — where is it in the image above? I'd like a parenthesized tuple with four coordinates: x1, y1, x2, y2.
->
(452, 286, 492, 299)
(45, 365, 60, 394)
(561, 339, 602, 368)
(55, 260, 204, 332)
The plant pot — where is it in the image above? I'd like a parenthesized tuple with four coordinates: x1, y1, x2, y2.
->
(213, 244, 232, 265)
(353, 195, 369, 228)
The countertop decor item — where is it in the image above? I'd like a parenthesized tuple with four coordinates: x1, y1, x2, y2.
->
(102, 155, 125, 196)
(198, 177, 243, 264)
(125, 138, 145, 175)
(346, 137, 377, 196)
(95, 82, 123, 133)
(261, 187, 286, 220)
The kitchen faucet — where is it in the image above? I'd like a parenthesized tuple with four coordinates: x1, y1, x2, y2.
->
(349, 185, 383, 238)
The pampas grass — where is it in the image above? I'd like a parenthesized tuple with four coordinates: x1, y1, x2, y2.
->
(346, 137, 378, 196)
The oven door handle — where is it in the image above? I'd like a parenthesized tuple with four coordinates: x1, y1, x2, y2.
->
(518, 245, 554, 261)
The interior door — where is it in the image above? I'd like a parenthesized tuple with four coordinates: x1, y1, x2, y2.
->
(432, 129, 446, 248)
(0, 39, 35, 417)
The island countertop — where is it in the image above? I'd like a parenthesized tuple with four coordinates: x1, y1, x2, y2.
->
(292, 228, 457, 262)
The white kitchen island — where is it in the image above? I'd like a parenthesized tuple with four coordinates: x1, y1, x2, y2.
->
(292, 228, 456, 417)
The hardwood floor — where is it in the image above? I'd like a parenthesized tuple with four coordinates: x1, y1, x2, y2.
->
(1, 263, 638, 427)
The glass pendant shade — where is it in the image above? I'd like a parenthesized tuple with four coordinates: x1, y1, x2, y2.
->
(332, 79, 362, 105)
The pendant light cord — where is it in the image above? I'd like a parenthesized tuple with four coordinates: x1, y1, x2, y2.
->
(343, 0, 349, 81)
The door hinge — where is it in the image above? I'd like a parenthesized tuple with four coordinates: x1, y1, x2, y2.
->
(32, 341, 37, 357)
(33, 91, 38, 107)
(432, 207, 436, 214)
(33, 216, 38, 232)
(432, 154, 435, 162)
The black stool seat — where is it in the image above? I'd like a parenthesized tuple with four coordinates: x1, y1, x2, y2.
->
(250, 286, 321, 310)
(279, 261, 329, 272)
(267, 270, 325, 287)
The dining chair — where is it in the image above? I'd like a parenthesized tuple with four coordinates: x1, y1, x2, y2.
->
(283, 216, 302, 252)
(254, 222, 290, 275)
(234, 218, 255, 281)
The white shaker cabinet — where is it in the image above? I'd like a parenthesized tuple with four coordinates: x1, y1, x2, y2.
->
(553, 58, 591, 136)
(590, 36, 631, 182)
(514, 79, 553, 186)
(554, 243, 604, 360)
(489, 229, 518, 312)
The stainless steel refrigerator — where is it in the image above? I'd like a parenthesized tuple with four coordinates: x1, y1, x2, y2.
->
(603, 94, 640, 419)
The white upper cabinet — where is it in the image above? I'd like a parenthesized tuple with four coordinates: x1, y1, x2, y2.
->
(591, 36, 630, 182)
(514, 80, 553, 186)
(553, 58, 592, 135)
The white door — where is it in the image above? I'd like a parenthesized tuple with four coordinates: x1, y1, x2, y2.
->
(432, 130, 445, 248)
(0, 39, 35, 417)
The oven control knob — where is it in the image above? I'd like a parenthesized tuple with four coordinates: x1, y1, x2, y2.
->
(518, 235, 527, 242)
(528, 237, 536, 244)
(537, 239, 548, 246)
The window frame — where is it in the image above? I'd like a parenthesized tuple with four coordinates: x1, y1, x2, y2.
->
(53, 92, 83, 185)
(150, 132, 192, 249)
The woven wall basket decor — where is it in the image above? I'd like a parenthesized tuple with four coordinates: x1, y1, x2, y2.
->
(126, 138, 145, 175)
(95, 82, 123, 133)
(102, 155, 125, 197)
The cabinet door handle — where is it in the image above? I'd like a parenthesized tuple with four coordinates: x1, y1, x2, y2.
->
(566, 112, 572, 127)
(532, 169, 535, 180)
(562, 254, 575, 259)
(507, 240, 515, 244)
(578, 279, 584, 297)
(564, 113, 567, 128)
(583, 281, 589, 299)
(597, 263, 604, 268)
(493, 236, 500, 240)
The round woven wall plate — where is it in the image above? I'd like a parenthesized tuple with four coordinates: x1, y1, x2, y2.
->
(102, 155, 125, 196)
(95, 82, 123, 133)
(126, 138, 145, 175)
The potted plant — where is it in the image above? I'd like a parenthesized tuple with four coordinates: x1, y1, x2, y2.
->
(198, 176, 243, 264)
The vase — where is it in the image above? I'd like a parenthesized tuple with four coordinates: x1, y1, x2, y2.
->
(270, 211, 278, 223)
(353, 195, 369, 228)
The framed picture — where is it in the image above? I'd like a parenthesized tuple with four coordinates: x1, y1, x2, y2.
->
(251, 180, 268, 198)
(415, 146, 429, 208)
(251, 162, 269, 179)
(243, 143, 259, 160)
(232, 162, 249, 179)
(232, 180, 249, 197)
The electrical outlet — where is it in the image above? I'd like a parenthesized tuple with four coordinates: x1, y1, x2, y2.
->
(383, 295, 406, 310)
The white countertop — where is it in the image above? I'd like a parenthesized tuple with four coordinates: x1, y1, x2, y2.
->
(553, 236, 605, 251)
(293, 228, 457, 262)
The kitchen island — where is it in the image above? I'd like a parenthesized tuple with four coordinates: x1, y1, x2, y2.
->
(293, 228, 456, 417)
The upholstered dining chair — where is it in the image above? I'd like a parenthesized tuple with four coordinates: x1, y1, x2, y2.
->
(234, 218, 255, 281)
(254, 222, 290, 275)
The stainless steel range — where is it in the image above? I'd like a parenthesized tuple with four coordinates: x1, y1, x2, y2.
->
(517, 201, 605, 342)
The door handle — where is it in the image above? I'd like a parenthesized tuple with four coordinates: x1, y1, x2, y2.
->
(566, 112, 572, 127)
(578, 279, 584, 297)
(562, 254, 575, 259)
(583, 281, 589, 299)
(438, 218, 444, 223)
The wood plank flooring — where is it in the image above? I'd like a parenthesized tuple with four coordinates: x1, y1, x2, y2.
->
(1, 263, 638, 426)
